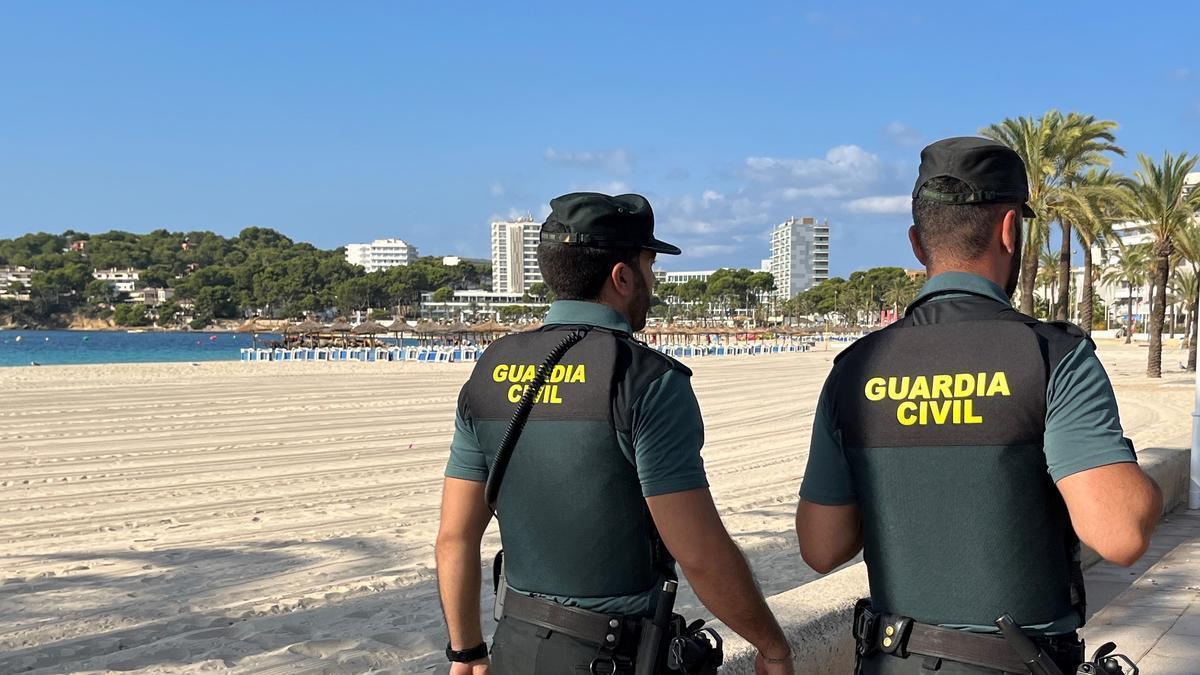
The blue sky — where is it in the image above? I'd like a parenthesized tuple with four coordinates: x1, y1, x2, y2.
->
(1, 2, 1197, 276)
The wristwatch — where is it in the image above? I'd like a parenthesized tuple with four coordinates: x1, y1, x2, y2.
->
(445, 641, 489, 663)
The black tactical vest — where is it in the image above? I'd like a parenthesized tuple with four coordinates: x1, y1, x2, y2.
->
(830, 291, 1088, 627)
(461, 323, 686, 599)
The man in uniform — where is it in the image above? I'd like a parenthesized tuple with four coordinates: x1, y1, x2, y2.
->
(437, 192, 794, 674)
(795, 137, 1164, 674)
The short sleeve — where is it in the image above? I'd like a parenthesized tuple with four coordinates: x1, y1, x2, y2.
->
(1043, 340, 1136, 482)
(444, 386, 488, 482)
(799, 377, 857, 505)
(630, 369, 709, 497)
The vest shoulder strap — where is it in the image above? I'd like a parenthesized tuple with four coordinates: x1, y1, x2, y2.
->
(612, 333, 692, 436)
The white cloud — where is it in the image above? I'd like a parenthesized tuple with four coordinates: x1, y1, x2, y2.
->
(544, 147, 633, 175)
(781, 185, 848, 200)
(702, 190, 724, 207)
(489, 182, 505, 197)
(883, 121, 923, 148)
(1173, 67, 1193, 80)
(845, 195, 911, 214)
(742, 145, 883, 204)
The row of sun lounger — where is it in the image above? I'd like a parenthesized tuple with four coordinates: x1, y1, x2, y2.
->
(240, 347, 480, 362)
(240, 341, 824, 364)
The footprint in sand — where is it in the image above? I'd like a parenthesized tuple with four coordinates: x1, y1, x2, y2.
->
(286, 639, 359, 659)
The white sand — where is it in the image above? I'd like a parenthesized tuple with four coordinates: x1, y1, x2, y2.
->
(0, 341, 1192, 674)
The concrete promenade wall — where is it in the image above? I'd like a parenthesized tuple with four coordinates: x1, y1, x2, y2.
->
(711, 447, 1190, 673)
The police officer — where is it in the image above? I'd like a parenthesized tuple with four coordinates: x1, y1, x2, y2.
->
(436, 192, 794, 675)
(795, 137, 1164, 674)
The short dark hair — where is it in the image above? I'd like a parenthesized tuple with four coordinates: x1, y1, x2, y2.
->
(912, 176, 1017, 263)
(537, 220, 642, 300)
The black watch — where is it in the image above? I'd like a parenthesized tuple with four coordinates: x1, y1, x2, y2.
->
(446, 641, 489, 663)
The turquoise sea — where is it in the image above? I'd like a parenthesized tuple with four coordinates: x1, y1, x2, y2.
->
(0, 330, 283, 367)
(0, 330, 424, 367)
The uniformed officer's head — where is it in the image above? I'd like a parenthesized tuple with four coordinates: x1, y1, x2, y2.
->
(537, 192, 681, 332)
(909, 137, 1036, 297)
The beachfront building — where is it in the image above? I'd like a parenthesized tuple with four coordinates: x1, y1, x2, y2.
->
(491, 215, 542, 294)
(419, 289, 549, 322)
(770, 216, 830, 299)
(93, 268, 141, 294)
(344, 239, 418, 273)
(0, 266, 35, 301)
(133, 287, 174, 307)
(656, 269, 718, 285)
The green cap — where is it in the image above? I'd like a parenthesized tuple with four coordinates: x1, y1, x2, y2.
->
(540, 192, 682, 255)
(913, 137, 1037, 218)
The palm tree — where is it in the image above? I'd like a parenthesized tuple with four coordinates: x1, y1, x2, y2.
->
(1059, 169, 1125, 334)
(1101, 244, 1151, 344)
(981, 111, 1122, 317)
(1121, 152, 1200, 377)
(1048, 114, 1122, 320)
(1171, 213, 1200, 370)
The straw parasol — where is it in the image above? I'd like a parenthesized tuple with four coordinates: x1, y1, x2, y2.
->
(471, 319, 509, 335)
(352, 319, 387, 335)
(328, 319, 353, 346)
(352, 319, 387, 347)
(520, 320, 544, 332)
(296, 319, 323, 333)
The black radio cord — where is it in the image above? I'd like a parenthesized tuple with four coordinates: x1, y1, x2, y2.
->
(485, 329, 588, 512)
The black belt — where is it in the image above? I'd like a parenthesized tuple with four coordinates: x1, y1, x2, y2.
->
(503, 590, 639, 649)
(853, 602, 1081, 673)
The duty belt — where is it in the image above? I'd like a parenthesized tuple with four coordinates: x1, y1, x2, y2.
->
(503, 590, 641, 649)
(853, 601, 1083, 672)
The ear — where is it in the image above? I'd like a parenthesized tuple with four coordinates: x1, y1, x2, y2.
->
(609, 261, 635, 299)
(908, 226, 929, 266)
(1001, 210, 1019, 255)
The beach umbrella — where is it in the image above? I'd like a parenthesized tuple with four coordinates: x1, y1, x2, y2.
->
(329, 319, 352, 347)
(520, 321, 543, 332)
(352, 319, 387, 347)
(388, 319, 408, 347)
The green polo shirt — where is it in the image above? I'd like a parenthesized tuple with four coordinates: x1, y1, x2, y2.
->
(446, 300, 708, 615)
(799, 272, 1136, 633)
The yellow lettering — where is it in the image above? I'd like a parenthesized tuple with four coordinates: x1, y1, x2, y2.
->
(953, 398, 963, 424)
(521, 366, 536, 383)
(887, 376, 911, 401)
(930, 399, 953, 424)
(953, 373, 975, 398)
(909, 376, 931, 400)
(550, 364, 566, 383)
(918, 400, 928, 425)
(985, 372, 1011, 397)
(932, 374, 953, 399)
(964, 399, 983, 423)
(570, 364, 586, 383)
(897, 401, 918, 425)
(493, 365, 508, 382)
(865, 377, 887, 401)
(507, 384, 523, 402)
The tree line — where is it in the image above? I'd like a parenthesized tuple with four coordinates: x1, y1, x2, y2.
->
(0, 228, 489, 328)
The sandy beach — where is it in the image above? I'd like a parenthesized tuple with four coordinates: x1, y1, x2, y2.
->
(0, 341, 1193, 674)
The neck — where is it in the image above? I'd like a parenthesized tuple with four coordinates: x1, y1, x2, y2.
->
(591, 294, 633, 326)
(926, 260, 1007, 289)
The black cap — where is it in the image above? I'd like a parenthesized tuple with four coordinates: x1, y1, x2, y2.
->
(540, 192, 681, 255)
(913, 137, 1037, 218)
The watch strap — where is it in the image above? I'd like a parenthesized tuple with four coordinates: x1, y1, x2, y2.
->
(445, 641, 489, 662)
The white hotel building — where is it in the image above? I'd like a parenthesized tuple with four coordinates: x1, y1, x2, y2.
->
(491, 216, 543, 295)
(345, 239, 419, 273)
(770, 216, 830, 299)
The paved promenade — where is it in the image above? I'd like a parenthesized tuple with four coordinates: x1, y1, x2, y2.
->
(1080, 508, 1200, 674)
